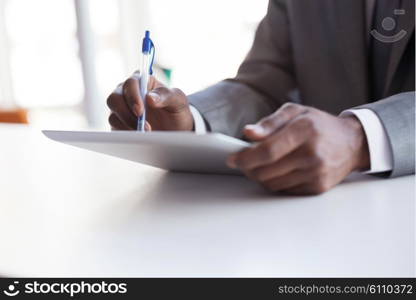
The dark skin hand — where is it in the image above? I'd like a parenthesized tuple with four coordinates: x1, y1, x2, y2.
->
(227, 103, 370, 195)
(108, 76, 370, 195)
(107, 76, 194, 131)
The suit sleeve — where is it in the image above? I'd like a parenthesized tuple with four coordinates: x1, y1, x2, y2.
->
(188, 0, 297, 138)
(357, 91, 415, 177)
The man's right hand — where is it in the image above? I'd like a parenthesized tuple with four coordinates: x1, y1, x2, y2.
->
(107, 75, 194, 131)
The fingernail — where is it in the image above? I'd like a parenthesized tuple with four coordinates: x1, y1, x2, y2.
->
(148, 92, 161, 103)
(245, 124, 265, 136)
(227, 155, 237, 169)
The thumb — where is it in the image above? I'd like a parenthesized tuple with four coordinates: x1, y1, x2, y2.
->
(146, 87, 188, 112)
(243, 124, 269, 142)
(244, 104, 307, 141)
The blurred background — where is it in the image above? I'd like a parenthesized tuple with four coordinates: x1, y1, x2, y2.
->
(0, 0, 268, 129)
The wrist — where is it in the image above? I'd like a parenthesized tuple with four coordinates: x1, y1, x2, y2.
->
(341, 116, 370, 171)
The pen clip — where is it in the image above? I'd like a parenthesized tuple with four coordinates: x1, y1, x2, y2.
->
(149, 40, 155, 75)
(142, 30, 156, 75)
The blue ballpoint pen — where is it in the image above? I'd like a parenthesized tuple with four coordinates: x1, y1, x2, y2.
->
(138, 30, 155, 131)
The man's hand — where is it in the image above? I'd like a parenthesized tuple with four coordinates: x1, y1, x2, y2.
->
(227, 103, 370, 195)
(107, 75, 194, 131)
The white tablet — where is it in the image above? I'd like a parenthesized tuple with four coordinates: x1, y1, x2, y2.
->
(42, 130, 250, 175)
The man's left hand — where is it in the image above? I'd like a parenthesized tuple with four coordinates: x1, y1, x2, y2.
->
(227, 103, 370, 195)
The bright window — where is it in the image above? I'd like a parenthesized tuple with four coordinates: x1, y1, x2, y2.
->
(89, 0, 125, 97)
(0, 0, 268, 127)
(4, 0, 83, 107)
(149, 0, 269, 94)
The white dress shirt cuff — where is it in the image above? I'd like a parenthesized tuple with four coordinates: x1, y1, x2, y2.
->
(190, 105, 207, 134)
(341, 109, 393, 174)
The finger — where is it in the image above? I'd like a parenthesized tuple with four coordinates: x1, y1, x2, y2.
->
(146, 87, 188, 113)
(116, 73, 162, 92)
(145, 121, 152, 132)
(109, 113, 130, 130)
(148, 75, 164, 90)
(281, 182, 326, 196)
(246, 148, 310, 182)
(231, 114, 312, 170)
(106, 93, 137, 128)
(123, 77, 143, 117)
(244, 103, 307, 141)
(261, 169, 311, 192)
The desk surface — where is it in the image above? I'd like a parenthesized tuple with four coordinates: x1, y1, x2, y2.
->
(0, 125, 414, 277)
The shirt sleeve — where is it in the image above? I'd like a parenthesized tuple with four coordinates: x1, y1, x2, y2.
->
(190, 105, 208, 134)
(341, 108, 393, 174)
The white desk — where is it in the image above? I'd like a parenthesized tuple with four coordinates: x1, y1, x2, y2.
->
(0, 125, 414, 277)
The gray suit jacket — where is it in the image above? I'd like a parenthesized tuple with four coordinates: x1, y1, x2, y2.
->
(189, 0, 415, 177)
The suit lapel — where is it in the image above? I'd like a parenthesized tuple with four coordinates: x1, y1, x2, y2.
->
(384, 0, 415, 96)
(330, 0, 369, 104)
